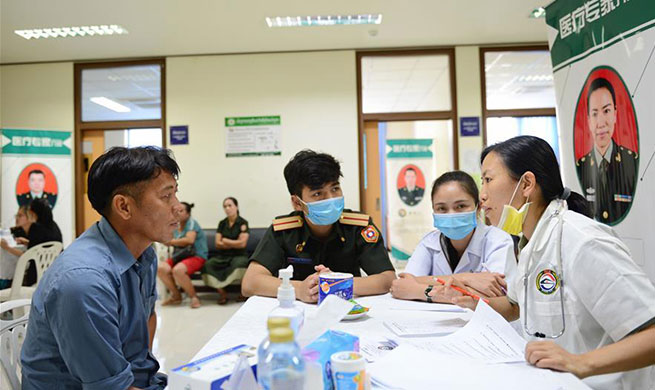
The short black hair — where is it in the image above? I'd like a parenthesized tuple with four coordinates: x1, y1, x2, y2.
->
(405, 167, 417, 174)
(28, 169, 45, 178)
(431, 171, 479, 206)
(587, 77, 616, 114)
(29, 198, 54, 226)
(283, 150, 342, 197)
(88, 146, 180, 217)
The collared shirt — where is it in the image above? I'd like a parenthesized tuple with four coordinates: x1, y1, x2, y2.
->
(251, 210, 393, 280)
(21, 217, 164, 390)
(593, 141, 613, 166)
(404, 224, 514, 277)
(507, 200, 655, 390)
(176, 217, 208, 260)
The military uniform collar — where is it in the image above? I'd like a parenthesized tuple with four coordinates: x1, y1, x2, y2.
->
(593, 140, 614, 165)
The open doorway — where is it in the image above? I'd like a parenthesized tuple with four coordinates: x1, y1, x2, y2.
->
(81, 128, 163, 230)
(74, 60, 166, 235)
(357, 50, 459, 264)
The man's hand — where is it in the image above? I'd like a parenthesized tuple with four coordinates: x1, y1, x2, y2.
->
(15, 237, 29, 246)
(296, 265, 332, 303)
(459, 272, 506, 297)
(525, 341, 592, 378)
(390, 273, 424, 300)
(297, 273, 320, 303)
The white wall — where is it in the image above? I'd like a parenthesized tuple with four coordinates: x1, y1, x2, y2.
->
(455, 46, 484, 181)
(0, 62, 75, 244)
(166, 51, 359, 228)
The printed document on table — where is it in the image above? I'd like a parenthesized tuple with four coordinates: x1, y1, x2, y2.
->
(384, 314, 467, 337)
(369, 344, 591, 390)
(408, 299, 527, 363)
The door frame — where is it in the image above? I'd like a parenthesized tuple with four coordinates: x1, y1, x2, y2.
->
(356, 49, 459, 241)
(73, 58, 166, 235)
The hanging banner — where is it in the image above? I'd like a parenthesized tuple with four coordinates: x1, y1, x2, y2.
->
(546, 0, 654, 274)
(224, 116, 281, 157)
(1, 129, 73, 246)
(385, 139, 436, 262)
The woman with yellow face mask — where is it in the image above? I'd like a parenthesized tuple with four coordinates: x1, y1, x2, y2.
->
(440, 136, 655, 390)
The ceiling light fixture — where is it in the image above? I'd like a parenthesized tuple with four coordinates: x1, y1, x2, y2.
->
(90, 97, 131, 113)
(14, 25, 128, 40)
(265, 14, 382, 28)
(529, 7, 546, 19)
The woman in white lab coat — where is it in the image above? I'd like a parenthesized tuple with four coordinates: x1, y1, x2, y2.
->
(390, 171, 514, 303)
(444, 136, 655, 390)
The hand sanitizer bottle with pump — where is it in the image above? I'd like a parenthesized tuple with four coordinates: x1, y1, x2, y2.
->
(269, 265, 304, 335)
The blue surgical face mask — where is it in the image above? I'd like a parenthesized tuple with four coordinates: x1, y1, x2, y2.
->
(298, 196, 344, 225)
(432, 210, 477, 240)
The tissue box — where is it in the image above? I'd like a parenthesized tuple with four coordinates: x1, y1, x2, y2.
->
(302, 330, 359, 390)
(169, 344, 257, 390)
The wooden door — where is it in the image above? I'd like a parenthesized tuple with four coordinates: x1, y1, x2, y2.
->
(81, 130, 105, 230)
(361, 121, 382, 228)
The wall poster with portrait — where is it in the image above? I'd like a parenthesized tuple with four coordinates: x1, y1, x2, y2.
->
(385, 138, 438, 262)
(573, 67, 639, 225)
(546, 0, 655, 277)
(1, 129, 73, 246)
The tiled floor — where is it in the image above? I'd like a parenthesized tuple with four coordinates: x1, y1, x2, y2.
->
(151, 289, 244, 373)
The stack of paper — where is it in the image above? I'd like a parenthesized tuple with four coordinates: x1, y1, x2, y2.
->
(384, 316, 466, 337)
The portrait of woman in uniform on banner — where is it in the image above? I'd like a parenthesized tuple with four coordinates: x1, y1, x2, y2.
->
(574, 66, 639, 225)
(397, 164, 426, 207)
(15, 163, 59, 208)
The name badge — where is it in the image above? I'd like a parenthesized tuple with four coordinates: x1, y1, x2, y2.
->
(287, 257, 313, 265)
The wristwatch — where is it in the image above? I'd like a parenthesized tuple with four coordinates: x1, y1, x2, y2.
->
(424, 285, 434, 303)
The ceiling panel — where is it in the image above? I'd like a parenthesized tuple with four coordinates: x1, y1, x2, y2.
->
(1, 0, 548, 64)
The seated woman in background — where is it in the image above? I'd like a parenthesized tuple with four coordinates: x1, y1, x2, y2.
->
(158, 202, 208, 309)
(390, 171, 513, 303)
(0, 205, 31, 289)
(203, 197, 250, 304)
(15, 199, 63, 286)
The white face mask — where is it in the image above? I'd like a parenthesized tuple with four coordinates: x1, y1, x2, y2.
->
(497, 175, 531, 236)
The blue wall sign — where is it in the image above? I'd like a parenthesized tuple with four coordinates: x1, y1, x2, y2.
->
(459, 117, 480, 137)
(170, 125, 189, 145)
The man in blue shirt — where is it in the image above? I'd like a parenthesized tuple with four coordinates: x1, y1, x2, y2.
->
(21, 146, 181, 390)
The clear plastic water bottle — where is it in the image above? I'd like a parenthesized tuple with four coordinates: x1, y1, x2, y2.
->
(258, 317, 291, 367)
(258, 327, 305, 390)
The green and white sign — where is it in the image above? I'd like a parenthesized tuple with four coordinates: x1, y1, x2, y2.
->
(386, 139, 433, 159)
(1, 129, 71, 155)
(546, 0, 654, 275)
(224, 116, 281, 157)
(1, 129, 73, 248)
(385, 138, 437, 263)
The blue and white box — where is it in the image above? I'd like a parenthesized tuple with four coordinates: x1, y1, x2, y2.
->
(169, 344, 257, 390)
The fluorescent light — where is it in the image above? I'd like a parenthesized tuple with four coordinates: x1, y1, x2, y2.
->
(529, 7, 546, 19)
(90, 97, 131, 113)
(266, 14, 382, 28)
(14, 24, 128, 40)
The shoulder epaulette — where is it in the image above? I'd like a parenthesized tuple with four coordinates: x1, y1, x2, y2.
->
(273, 215, 303, 231)
(340, 212, 370, 227)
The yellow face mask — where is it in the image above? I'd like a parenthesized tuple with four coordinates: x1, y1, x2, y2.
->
(497, 175, 531, 236)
